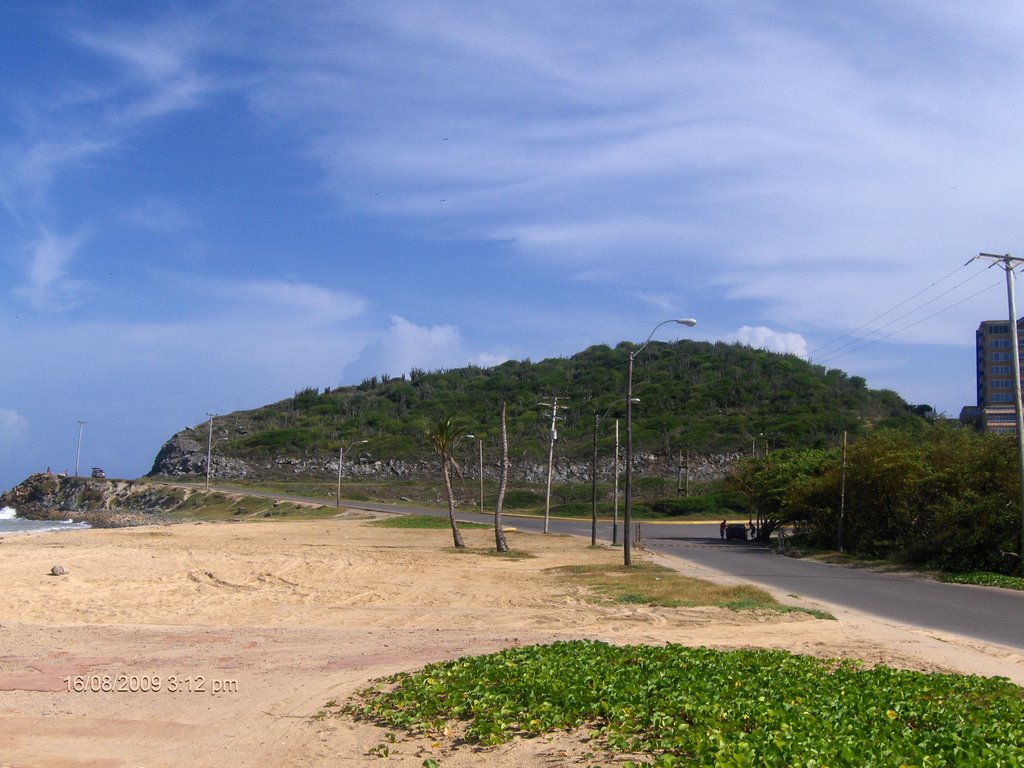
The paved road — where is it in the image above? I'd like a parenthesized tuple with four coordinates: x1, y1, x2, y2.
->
(197, 485, 1024, 651)
(639, 522, 1024, 651)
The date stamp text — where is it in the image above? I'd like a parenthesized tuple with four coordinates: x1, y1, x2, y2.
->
(64, 675, 238, 694)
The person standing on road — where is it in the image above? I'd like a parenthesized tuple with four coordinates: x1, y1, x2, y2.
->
(720, 520, 727, 540)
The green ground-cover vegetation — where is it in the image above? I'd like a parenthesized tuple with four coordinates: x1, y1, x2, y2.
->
(939, 571, 1024, 590)
(341, 640, 1024, 766)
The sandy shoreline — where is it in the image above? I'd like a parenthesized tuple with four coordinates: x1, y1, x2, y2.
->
(2, 515, 1022, 767)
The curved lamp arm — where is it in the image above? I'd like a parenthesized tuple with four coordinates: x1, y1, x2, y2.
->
(632, 318, 697, 360)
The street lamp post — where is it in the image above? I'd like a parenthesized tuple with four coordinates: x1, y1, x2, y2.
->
(624, 318, 697, 566)
(336, 439, 368, 507)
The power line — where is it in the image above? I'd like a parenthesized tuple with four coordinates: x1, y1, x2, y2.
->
(809, 260, 974, 358)
(815, 276, 1002, 366)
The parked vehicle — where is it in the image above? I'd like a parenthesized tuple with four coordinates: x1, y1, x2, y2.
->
(90, 467, 105, 479)
(725, 523, 747, 541)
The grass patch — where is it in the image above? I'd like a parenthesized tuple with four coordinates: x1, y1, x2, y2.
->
(169, 490, 327, 521)
(344, 640, 1024, 765)
(553, 561, 780, 610)
(369, 514, 490, 530)
(481, 548, 533, 560)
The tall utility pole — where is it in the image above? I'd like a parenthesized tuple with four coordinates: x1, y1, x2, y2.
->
(205, 413, 214, 490)
(613, 420, 620, 545)
(685, 449, 691, 497)
(537, 396, 566, 534)
(74, 420, 86, 477)
(478, 438, 484, 512)
(838, 430, 847, 553)
(591, 413, 599, 546)
(676, 449, 690, 497)
(977, 253, 1024, 571)
(336, 445, 343, 507)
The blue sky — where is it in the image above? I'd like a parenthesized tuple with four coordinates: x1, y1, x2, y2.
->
(2, 1, 1023, 489)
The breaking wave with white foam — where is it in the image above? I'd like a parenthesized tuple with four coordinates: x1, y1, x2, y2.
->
(0, 505, 90, 533)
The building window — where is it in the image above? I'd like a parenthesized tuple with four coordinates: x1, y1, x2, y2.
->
(992, 366, 1012, 375)
(991, 339, 1011, 348)
(989, 414, 1017, 422)
(992, 393, 1015, 402)
(992, 380, 1013, 388)
(992, 352, 1013, 361)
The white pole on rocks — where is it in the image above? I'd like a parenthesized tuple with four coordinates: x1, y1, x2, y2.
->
(75, 420, 86, 477)
(205, 414, 214, 490)
(337, 439, 368, 507)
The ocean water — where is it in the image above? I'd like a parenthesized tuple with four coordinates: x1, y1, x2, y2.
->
(0, 505, 91, 534)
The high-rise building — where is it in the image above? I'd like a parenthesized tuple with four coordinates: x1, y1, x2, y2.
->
(960, 319, 1024, 434)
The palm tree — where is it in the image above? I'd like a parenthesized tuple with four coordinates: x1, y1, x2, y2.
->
(494, 401, 510, 553)
(425, 415, 471, 548)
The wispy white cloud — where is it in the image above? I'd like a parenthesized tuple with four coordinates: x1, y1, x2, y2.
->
(16, 229, 91, 311)
(0, 409, 30, 453)
(626, 291, 684, 314)
(0, 273, 375, 415)
(11, 138, 117, 191)
(229, 2, 1024, 347)
(123, 197, 198, 233)
(227, 278, 369, 327)
(70, 12, 219, 125)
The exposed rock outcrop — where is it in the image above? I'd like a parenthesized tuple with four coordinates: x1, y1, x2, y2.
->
(1, 475, 185, 527)
(148, 428, 739, 486)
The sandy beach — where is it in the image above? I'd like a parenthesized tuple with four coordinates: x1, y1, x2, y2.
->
(2, 513, 1023, 767)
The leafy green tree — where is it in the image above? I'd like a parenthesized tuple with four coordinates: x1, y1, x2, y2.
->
(726, 448, 836, 540)
(908, 427, 1019, 571)
(781, 425, 1021, 573)
(425, 415, 473, 549)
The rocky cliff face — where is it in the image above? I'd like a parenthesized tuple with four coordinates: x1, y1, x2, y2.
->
(148, 429, 739, 486)
(1, 474, 186, 527)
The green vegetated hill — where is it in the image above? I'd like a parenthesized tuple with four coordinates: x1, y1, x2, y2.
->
(177, 340, 922, 467)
